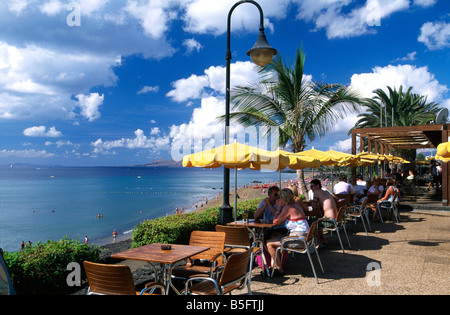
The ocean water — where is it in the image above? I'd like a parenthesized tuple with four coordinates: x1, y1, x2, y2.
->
(0, 166, 298, 252)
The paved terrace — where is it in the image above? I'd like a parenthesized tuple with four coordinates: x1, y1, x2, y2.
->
(110, 205, 449, 296)
(247, 208, 450, 295)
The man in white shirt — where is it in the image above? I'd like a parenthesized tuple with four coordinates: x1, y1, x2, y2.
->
(356, 174, 367, 190)
(333, 174, 352, 195)
(350, 177, 365, 203)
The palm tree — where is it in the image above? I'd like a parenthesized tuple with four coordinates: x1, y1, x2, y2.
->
(349, 86, 440, 161)
(227, 48, 366, 196)
(351, 86, 439, 129)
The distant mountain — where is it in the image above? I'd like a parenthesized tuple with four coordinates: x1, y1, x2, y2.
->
(134, 159, 182, 168)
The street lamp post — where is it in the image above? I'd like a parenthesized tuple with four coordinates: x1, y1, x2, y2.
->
(219, 0, 277, 225)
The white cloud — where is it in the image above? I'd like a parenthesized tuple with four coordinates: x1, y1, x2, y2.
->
(329, 138, 352, 152)
(23, 126, 63, 138)
(92, 129, 170, 155)
(40, 0, 64, 16)
(124, 0, 173, 39)
(294, 0, 410, 39)
(0, 1, 177, 122)
(45, 140, 77, 148)
(393, 51, 417, 62)
(75, 93, 104, 122)
(167, 61, 260, 103)
(137, 85, 160, 95)
(413, 0, 437, 7)
(183, 38, 203, 54)
(350, 64, 448, 102)
(0, 149, 55, 158)
(418, 21, 450, 50)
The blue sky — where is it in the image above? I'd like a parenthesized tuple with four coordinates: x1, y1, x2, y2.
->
(0, 0, 449, 166)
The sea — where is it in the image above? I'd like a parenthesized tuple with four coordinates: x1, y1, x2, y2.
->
(0, 166, 298, 252)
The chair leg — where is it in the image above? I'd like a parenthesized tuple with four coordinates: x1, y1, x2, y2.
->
(360, 214, 369, 235)
(305, 249, 319, 284)
(313, 242, 324, 274)
(376, 204, 384, 223)
(342, 224, 351, 249)
(365, 210, 372, 231)
(335, 229, 346, 254)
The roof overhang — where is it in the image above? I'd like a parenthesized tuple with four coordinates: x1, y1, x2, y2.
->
(352, 124, 448, 150)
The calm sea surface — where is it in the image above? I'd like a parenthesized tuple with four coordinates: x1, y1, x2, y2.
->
(0, 166, 297, 252)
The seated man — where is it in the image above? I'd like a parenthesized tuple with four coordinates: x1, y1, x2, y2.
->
(333, 174, 351, 195)
(310, 179, 338, 247)
(350, 177, 366, 203)
(254, 185, 280, 222)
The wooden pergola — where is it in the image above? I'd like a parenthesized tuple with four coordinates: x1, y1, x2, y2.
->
(351, 124, 449, 206)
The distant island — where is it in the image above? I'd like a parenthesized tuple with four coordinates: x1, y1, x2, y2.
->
(131, 159, 183, 168)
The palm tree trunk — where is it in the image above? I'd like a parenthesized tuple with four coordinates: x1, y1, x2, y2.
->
(296, 169, 308, 200)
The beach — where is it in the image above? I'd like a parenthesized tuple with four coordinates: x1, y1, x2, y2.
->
(95, 177, 296, 250)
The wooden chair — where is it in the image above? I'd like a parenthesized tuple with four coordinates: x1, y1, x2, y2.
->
(171, 231, 226, 280)
(183, 248, 253, 295)
(318, 206, 351, 253)
(215, 225, 254, 254)
(215, 225, 260, 291)
(334, 193, 352, 208)
(83, 261, 165, 295)
(344, 197, 370, 234)
(270, 221, 324, 284)
(366, 194, 384, 223)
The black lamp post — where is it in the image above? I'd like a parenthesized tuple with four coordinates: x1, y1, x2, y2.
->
(219, 0, 277, 225)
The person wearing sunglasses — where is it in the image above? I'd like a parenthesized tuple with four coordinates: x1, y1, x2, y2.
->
(255, 185, 280, 222)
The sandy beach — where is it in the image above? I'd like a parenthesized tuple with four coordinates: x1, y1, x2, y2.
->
(96, 176, 301, 251)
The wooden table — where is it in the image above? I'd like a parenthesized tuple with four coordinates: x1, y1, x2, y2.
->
(111, 243, 209, 295)
(228, 220, 275, 278)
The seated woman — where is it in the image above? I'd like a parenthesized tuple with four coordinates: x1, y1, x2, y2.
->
(266, 188, 309, 276)
(288, 184, 309, 212)
(376, 178, 399, 220)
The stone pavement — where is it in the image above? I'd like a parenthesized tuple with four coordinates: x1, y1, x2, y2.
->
(105, 208, 450, 296)
(243, 209, 450, 295)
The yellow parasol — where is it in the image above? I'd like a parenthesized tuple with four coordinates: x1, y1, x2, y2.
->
(296, 148, 335, 166)
(182, 142, 290, 170)
(435, 142, 450, 162)
(325, 150, 358, 167)
(182, 142, 291, 221)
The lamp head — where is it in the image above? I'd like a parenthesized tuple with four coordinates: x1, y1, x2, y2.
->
(247, 30, 277, 67)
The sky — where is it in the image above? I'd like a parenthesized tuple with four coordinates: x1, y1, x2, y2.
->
(0, 0, 449, 166)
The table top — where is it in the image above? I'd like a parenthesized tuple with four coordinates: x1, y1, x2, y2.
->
(227, 219, 275, 228)
(110, 243, 209, 265)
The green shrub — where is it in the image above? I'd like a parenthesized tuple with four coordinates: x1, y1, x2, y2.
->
(4, 237, 100, 295)
(132, 197, 263, 248)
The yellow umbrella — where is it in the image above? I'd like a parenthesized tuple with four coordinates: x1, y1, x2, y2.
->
(182, 142, 290, 170)
(182, 142, 291, 221)
(325, 150, 358, 166)
(296, 148, 335, 166)
(277, 150, 321, 169)
(356, 152, 388, 161)
(435, 142, 450, 162)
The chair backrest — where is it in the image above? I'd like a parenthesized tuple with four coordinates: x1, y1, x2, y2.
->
(337, 206, 347, 222)
(335, 194, 351, 207)
(83, 261, 137, 295)
(358, 197, 368, 209)
(219, 248, 252, 287)
(189, 231, 226, 262)
(215, 225, 250, 248)
(366, 194, 379, 204)
(305, 221, 319, 244)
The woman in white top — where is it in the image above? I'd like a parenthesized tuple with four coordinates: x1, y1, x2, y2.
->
(376, 179, 398, 221)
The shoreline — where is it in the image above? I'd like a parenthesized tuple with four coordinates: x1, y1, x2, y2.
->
(95, 177, 299, 256)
